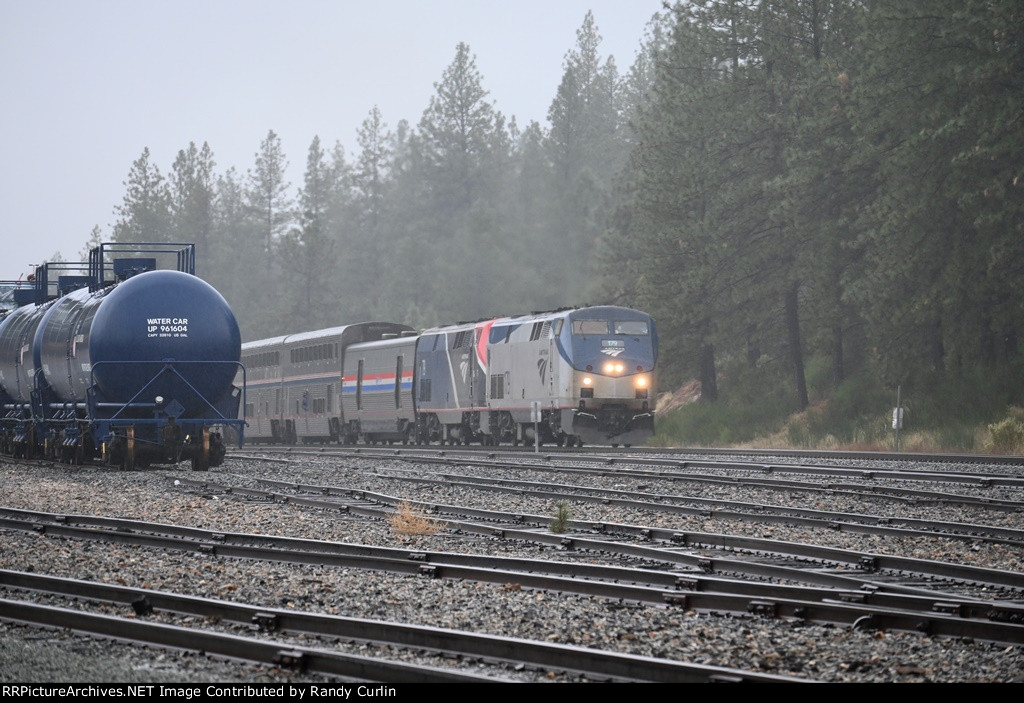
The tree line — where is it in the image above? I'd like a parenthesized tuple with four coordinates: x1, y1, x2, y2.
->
(99, 13, 626, 341)
(98, 2, 1023, 419)
(603, 0, 1022, 415)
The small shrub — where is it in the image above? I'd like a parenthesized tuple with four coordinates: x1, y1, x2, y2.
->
(987, 416, 1024, 454)
(389, 500, 446, 537)
(549, 500, 572, 533)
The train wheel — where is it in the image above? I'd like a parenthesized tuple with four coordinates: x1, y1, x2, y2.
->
(122, 428, 136, 471)
(191, 427, 211, 471)
(26, 427, 36, 460)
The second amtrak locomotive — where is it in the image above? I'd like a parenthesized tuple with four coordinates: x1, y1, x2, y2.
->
(241, 305, 657, 447)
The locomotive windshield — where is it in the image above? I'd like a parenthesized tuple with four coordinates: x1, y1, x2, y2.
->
(572, 319, 650, 336)
(572, 320, 610, 335)
(613, 320, 649, 335)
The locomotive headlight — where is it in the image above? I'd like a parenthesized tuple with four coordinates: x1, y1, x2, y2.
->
(603, 362, 614, 374)
(614, 362, 624, 373)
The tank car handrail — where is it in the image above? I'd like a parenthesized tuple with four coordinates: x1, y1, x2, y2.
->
(88, 242, 197, 291)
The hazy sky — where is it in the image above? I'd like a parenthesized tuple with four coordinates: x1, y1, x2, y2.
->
(1, 0, 664, 280)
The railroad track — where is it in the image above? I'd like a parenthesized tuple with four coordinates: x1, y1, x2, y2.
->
(3, 449, 1024, 682)
(2, 570, 810, 683)
(235, 443, 1024, 469)
(4, 501, 1023, 647)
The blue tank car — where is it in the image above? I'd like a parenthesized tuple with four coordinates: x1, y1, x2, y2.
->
(0, 243, 245, 469)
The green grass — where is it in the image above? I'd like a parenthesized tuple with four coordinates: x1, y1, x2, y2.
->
(651, 358, 1024, 453)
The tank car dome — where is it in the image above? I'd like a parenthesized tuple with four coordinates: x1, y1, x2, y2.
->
(89, 270, 240, 409)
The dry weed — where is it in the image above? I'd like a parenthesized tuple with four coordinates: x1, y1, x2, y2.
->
(389, 500, 446, 537)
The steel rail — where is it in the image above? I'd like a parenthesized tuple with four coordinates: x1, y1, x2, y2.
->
(0, 597, 501, 682)
(233, 444, 1024, 467)
(234, 445, 1024, 476)
(397, 471, 1024, 546)
(228, 478, 1024, 594)
(6, 502, 1024, 607)
(422, 456, 1024, 511)
(231, 449, 1024, 510)
(5, 512, 1024, 645)
(0, 570, 810, 683)
(395, 451, 1024, 488)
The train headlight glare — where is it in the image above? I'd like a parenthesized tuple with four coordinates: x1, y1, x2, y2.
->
(614, 363, 624, 373)
(603, 362, 614, 374)
(635, 376, 648, 388)
(582, 376, 593, 386)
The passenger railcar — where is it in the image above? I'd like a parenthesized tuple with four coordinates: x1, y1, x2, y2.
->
(239, 322, 414, 444)
(241, 305, 657, 447)
(0, 243, 245, 469)
(341, 332, 418, 444)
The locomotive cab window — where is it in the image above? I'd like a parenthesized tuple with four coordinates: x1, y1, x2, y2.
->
(572, 320, 609, 335)
(614, 320, 649, 335)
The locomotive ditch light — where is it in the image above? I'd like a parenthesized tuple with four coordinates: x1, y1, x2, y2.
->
(582, 376, 593, 386)
(635, 376, 648, 388)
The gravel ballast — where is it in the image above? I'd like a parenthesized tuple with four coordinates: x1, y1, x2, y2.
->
(2, 451, 1023, 683)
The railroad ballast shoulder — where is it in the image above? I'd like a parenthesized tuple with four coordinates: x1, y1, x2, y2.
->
(0, 243, 245, 469)
(240, 305, 658, 447)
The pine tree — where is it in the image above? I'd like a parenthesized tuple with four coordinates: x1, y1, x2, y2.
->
(547, 11, 627, 299)
(79, 225, 104, 261)
(246, 130, 293, 274)
(112, 147, 171, 243)
(417, 42, 504, 210)
(278, 135, 342, 330)
(169, 141, 216, 268)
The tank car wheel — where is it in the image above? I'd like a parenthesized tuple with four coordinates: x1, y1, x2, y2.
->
(25, 427, 37, 460)
(121, 444, 135, 471)
(191, 428, 211, 471)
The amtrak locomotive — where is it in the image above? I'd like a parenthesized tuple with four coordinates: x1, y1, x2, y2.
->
(241, 306, 657, 447)
(0, 243, 245, 469)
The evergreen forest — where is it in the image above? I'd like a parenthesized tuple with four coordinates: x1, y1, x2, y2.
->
(91, 1, 1024, 451)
